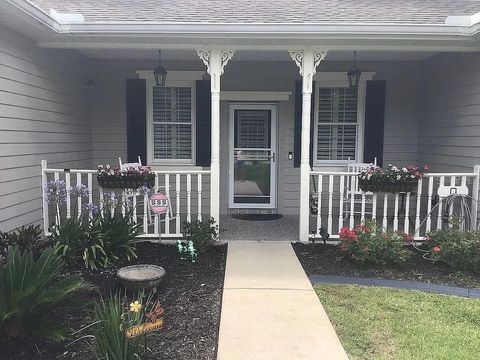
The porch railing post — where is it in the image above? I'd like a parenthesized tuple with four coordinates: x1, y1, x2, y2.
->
(472, 165, 480, 229)
(197, 49, 234, 226)
(289, 49, 328, 241)
(41, 160, 49, 235)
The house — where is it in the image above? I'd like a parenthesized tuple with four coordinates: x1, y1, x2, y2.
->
(1, 0, 480, 241)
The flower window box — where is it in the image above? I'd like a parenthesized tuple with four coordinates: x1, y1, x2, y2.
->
(97, 165, 155, 189)
(358, 164, 429, 194)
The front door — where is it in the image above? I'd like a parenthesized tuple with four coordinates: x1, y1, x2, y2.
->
(229, 104, 277, 209)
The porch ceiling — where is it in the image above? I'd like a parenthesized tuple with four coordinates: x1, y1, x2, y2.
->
(78, 48, 437, 62)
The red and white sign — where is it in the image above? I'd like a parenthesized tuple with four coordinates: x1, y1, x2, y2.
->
(149, 193, 169, 215)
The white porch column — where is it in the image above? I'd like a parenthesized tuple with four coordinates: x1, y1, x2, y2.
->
(289, 49, 328, 241)
(197, 49, 234, 225)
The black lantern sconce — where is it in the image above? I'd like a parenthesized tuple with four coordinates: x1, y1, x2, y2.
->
(153, 50, 167, 86)
(347, 51, 361, 88)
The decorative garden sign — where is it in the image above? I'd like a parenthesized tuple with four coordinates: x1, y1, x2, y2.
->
(149, 193, 169, 215)
(126, 300, 165, 338)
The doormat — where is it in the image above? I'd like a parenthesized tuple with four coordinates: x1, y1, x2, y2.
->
(230, 214, 283, 221)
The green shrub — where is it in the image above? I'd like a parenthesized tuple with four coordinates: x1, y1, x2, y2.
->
(52, 212, 139, 270)
(426, 226, 480, 274)
(51, 216, 91, 266)
(0, 246, 90, 341)
(182, 218, 218, 254)
(92, 292, 156, 360)
(339, 222, 411, 265)
(89, 213, 140, 269)
(0, 225, 49, 257)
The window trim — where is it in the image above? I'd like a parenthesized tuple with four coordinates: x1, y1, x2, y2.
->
(137, 70, 204, 166)
(312, 72, 375, 166)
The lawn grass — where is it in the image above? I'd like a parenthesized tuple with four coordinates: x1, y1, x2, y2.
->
(315, 284, 480, 360)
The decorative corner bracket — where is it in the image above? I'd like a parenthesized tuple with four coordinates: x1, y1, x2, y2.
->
(289, 50, 328, 93)
(196, 49, 235, 75)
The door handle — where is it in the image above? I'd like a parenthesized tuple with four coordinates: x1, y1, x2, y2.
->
(270, 153, 276, 163)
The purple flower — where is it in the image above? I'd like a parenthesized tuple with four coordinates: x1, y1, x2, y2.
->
(44, 180, 67, 204)
(69, 184, 89, 199)
(138, 185, 153, 196)
(103, 191, 118, 208)
(82, 203, 100, 215)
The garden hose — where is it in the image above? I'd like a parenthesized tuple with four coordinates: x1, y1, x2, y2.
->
(411, 193, 480, 259)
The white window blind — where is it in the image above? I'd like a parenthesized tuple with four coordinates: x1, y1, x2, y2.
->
(235, 110, 270, 149)
(317, 87, 358, 161)
(152, 86, 193, 160)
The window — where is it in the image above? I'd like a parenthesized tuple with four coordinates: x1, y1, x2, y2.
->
(152, 85, 194, 162)
(316, 87, 359, 162)
(138, 70, 204, 166)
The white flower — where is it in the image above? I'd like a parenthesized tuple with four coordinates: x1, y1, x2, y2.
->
(367, 174, 371, 180)
(396, 175, 401, 180)
(402, 167, 407, 172)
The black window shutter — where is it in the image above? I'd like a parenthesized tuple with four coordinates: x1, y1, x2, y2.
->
(126, 79, 146, 164)
(293, 80, 316, 168)
(364, 80, 386, 167)
(195, 80, 211, 166)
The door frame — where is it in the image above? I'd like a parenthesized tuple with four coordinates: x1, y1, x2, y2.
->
(228, 103, 278, 209)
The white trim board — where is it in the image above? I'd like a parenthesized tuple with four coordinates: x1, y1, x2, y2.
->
(221, 91, 291, 101)
(136, 70, 204, 82)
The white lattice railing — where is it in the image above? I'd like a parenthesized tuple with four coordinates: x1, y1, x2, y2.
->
(41, 160, 211, 238)
(309, 166, 480, 241)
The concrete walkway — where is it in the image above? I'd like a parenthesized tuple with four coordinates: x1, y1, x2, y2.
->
(217, 241, 349, 360)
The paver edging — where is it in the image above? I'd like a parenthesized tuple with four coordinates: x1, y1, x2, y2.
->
(309, 274, 480, 299)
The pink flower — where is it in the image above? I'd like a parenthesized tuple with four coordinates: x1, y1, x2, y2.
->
(423, 164, 429, 171)
(432, 246, 442, 254)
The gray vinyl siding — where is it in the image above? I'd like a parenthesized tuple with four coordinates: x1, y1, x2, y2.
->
(0, 24, 92, 232)
(419, 53, 480, 172)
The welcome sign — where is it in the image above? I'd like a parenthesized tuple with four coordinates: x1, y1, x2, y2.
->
(126, 319, 163, 338)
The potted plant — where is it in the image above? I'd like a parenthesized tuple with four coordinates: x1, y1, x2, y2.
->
(97, 164, 155, 189)
(358, 164, 428, 193)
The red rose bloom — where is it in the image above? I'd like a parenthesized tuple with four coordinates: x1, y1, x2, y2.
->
(432, 246, 442, 254)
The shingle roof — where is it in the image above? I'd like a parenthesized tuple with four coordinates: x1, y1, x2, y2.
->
(30, 0, 480, 24)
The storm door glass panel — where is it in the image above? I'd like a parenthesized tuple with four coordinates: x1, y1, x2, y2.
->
(153, 86, 192, 160)
(233, 110, 272, 204)
(317, 87, 358, 161)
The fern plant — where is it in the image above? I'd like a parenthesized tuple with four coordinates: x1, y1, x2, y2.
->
(0, 246, 90, 341)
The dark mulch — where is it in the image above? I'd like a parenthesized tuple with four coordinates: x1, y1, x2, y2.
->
(292, 242, 480, 290)
(2, 242, 227, 360)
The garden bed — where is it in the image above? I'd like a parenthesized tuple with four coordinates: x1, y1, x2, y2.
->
(292, 243, 480, 289)
(2, 242, 227, 360)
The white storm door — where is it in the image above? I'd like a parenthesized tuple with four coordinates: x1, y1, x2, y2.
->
(229, 104, 277, 208)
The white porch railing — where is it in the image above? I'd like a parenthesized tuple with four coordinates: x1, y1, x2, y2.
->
(309, 166, 480, 241)
(41, 160, 211, 238)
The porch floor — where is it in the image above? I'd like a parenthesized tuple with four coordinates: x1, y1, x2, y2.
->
(217, 241, 348, 360)
(219, 215, 299, 241)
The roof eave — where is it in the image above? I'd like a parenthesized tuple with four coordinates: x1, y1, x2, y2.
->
(5, 0, 480, 43)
